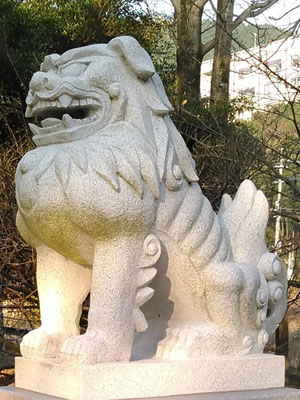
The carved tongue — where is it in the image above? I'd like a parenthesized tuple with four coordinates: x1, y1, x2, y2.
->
(59, 94, 73, 108)
(41, 118, 62, 127)
(62, 114, 76, 128)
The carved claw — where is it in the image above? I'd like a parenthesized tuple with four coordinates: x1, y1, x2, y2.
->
(61, 329, 132, 365)
(156, 327, 200, 360)
(156, 324, 236, 359)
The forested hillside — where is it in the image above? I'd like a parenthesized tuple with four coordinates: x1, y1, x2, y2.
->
(202, 21, 286, 60)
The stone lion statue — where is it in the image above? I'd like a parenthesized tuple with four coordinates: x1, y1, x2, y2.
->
(15, 36, 287, 365)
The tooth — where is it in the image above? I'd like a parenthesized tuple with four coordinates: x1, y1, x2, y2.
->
(72, 99, 80, 106)
(28, 123, 40, 136)
(87, 99, 93, 105)
(59, 94, 73, 108)
(25, 107, 33, 118)
(25, 94, 34, 105)
(62, 114, 75, 128)
(80, 99, 87, 106)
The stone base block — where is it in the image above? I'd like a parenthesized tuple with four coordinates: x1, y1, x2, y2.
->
(1, 387, 300, 400)
(15, 355, 285, 400)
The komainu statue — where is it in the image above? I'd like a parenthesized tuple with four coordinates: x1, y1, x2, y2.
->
(16, 36, 287, 365)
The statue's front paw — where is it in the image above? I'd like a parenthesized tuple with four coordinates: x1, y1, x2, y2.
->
(21, 327, 66, 359)
(61, 329, 131, 365)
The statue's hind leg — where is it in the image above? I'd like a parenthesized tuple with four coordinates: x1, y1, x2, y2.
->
(157, 261, 262, 359)
(20, 244, 92, 359)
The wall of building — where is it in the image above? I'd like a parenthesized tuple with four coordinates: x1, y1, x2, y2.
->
(200, 35, 300, 118)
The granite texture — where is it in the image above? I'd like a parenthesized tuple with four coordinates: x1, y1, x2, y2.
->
(14, 356, 286, 400)
(15, 36, 287, 365)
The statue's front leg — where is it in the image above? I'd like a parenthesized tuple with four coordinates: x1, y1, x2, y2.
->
(21, 245, 92, 359)
(61, 236, 146, 365)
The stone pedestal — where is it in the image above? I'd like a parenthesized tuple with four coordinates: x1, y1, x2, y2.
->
(13, 355, 287, 400)
(1, 386, 300, 400)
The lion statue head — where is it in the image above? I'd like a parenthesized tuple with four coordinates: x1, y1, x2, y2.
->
(25, 36, 198, 198)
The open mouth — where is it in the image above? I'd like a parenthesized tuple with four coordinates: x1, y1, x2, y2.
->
(27, 96, 101, 137)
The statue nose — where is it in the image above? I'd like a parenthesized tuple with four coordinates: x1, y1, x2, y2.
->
(29, 71, 56, 91)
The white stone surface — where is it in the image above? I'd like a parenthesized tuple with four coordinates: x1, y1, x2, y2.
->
(15, 356, 285, 400)
(15, 35, 287, 365)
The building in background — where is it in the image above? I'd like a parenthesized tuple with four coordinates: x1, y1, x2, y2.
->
(200, 35, 300, 119)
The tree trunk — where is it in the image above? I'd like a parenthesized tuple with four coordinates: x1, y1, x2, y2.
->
(175, 1, 204, 108)
(210, 0, 234, 109)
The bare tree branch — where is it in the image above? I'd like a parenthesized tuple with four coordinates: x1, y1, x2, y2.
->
(270, 4, 300, 21)
(203, 38, 215, 55)
(233, 0, 279, 30)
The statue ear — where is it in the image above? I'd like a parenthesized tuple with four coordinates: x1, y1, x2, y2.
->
(108, 36, 155, 80)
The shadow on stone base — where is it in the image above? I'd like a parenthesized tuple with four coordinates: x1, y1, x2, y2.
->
(1, 386, 300, 400)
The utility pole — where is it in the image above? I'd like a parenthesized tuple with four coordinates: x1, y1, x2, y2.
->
(253, 32, 257, 48)
(274, 148, 288, 362)
(274, 149, 284, 253)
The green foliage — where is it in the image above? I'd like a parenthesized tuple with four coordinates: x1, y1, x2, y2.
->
(150, 23, 177, 98)
(173, 98, 263, 209)
(249, 104, 300, 229)
(241, 104, 300, 304)
(0, 0, 171, 144)
(0, 0, 163, 94)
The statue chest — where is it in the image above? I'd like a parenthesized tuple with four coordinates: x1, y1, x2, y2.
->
(15, 147, 156, 249)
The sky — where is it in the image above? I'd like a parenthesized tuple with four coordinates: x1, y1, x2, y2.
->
(147, 0, 300, 30)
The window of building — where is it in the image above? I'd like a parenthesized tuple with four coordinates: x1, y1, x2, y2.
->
(291, 76, 300, 86)
(266, 59, 282, 71)
(238, 67, 251, 79)
(292, 56, 300, 68)
(239, 87, 255, 96)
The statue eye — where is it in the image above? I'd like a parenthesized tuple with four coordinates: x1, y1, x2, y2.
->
(59, 63, 87, 77)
